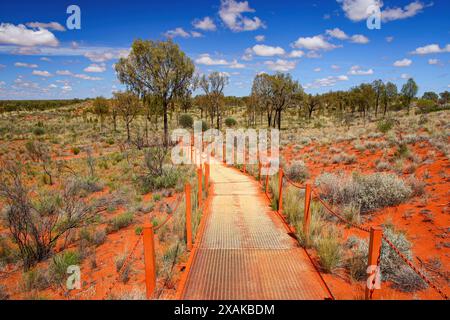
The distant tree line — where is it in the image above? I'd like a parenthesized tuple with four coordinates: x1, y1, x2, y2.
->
(0, 99, 86, 112)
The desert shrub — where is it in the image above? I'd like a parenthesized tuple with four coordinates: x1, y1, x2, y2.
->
(284, 160, 309, 183)
(139, 168, 181, 193)
(0, 235, 18, 265)
(92, 229, 107, 246)
(115, 252, 131, 283)
(71, 147, 80, 155)
(406, 175, 426, 197)
(109, 212, 134, 232)
(316, 172, 412, 213)
(179, 114, 193, 129)
(375, 161, 390, 171)
(0, 162, 102, 269)
(21, 268, 50, 291)
(224, 117, 237, 127)
(331, 153, 356, 164)
(390, 265, 427, 292)
(73, 176, 104, 195)
(135, 226, 143, 235)
(346, 225, 425, 291)
(0, 284, 8, 300)
(377, 118, 395, 133)
(33, 127, 45, 136)
(109, 288, 146, 300)
(50, 251, 81, 284)
(316, 226, 343, 273)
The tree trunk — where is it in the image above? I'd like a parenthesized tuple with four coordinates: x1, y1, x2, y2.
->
(126, 120, 131, 142)
(163, 102, 169, 147)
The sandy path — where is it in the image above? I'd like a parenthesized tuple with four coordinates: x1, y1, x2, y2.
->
(181, 161, 331, 300)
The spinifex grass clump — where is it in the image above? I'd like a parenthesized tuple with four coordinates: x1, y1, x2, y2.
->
(346, 224, 427, 292)
(315, 172, 412, 213)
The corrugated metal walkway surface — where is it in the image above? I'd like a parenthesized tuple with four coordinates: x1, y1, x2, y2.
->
(181, 163, 330, 300)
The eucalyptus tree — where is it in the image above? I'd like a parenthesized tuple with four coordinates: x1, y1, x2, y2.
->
(115, 39, 195, 146)
(372, 79, 384, 118)
(92, 96, 109, 131)
(401, 78, 418, 113)
(382, 82, 398, 116)
(113, 91, 141, 142)
(197, 71, 229, 130)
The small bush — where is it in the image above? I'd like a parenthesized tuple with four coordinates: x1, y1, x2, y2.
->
(71, 147, 81, 155)
(391, 265, 427, 292)
(21, 268, 50, 291)
(331, 153, 356, 165)
(33, 127, 45, 136)
(377, 118, 395, 133)
(201, 120, 209, 132)
(224, 117, 237, 127)
(376, 161, 390, 171)
(115, 253, 131, 283)
(285, 160, 309, 183)
(50, 251, 81, 284)
(316, 226, 342, 273)
(179, 114, 193, 128)
(316, 172, 412, 213)
(92, 229, 107, 246)
(109, 212, 134, 232)
(0, 284, 8, 300)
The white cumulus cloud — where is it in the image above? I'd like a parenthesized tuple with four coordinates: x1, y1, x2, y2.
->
(348, 65, 374, 75)
(195, 54, 229, 66)
(264, 59, 296, 72)
(14, 62, 38, 68)
(410, 44, 450, 55)
(219, 0, 265, 32)
(32, 70, 52, 77)
(393, 58, 412, 67)
(0, 23, 59, 47)
(192, 17, 217, 31)
(26, 22, 66, 31)
(84, 63, 106, 73)
(292, 35, 338, 51)
(252, 44, 285, 57)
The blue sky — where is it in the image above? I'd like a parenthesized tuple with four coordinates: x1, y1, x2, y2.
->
(0, 0, 449, 99)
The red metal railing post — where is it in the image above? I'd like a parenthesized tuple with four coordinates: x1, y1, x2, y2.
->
(185, 183, 192, 251)
(205, 163, 210, 195)
(243, 148, 246, 174)
(278, 168, 283, 215)
(223, 143, 226, 163)
(258, 161, 262, 184)
(143, 223, 156, 299)
(365, 227, 383, 300)
(265, 167, 269, 197)
(303, 184, 312, 244)
(197, 166, 202, 208)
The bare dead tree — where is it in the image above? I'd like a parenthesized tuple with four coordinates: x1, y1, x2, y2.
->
(0, 161, 105, 270)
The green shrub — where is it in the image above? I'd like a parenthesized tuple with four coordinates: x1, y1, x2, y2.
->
(224, 117, 237, 127)
(33, 127, 45, 136)
(135, 226, 143, 235)
(21, 268, 50, 291)
(316, 226, 342, 273)
(377, 118, 395, 133)
(109, 212, 134, 231)
(71, 147, 81, 155)
(50, 251, 81, 284)
(179, 114, 193, 128)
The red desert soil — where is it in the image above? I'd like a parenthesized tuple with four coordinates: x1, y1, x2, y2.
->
(281, 138, 449, 300)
